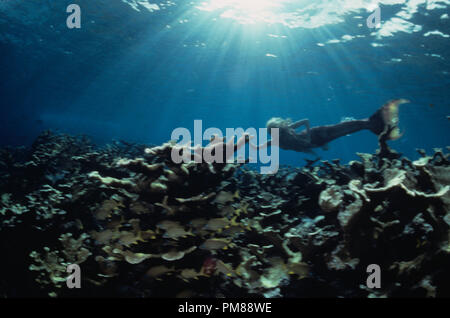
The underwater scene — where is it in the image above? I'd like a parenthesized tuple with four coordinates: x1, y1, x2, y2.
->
(0, 0, 449, 300)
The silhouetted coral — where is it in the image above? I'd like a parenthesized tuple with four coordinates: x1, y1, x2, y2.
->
(0, 131, 449, 298)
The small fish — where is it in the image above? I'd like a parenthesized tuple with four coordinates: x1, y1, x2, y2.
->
(221, 225, 246, 236)
(188, 218, 208, 229)
(162, 246, 196, 261)
(145, 265, 174, 278)
(122, 251, 155, 265)
(213, 190, 240, 205)
(161, 250, 185, 261)
(216, 260, 235, 277)
(163, 226, 194, 240)
(219, 205, 235, 217)
(118, 231, 141, 246)
(203, 217, 231, 232)
(90, 229, 117, 244)
(179, 268, 203, 282)
(156, 220, 180, 230)
(200, 238, 231, 251)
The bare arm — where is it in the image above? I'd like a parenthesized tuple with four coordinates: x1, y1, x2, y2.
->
(290, 119, 311, 143)
(289, 119, 310, 131)
(250, 140, 272, 150)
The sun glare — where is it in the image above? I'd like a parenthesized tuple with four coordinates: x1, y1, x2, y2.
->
(225, 0, 280, 12)
(198, 0, 283, 24)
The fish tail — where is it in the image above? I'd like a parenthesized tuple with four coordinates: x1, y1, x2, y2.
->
(368, 99, 410, 140)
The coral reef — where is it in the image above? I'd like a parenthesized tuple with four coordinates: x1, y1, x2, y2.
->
(0, 131, 449, 298)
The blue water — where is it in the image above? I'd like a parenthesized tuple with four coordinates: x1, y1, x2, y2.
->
(1, 0, 449, 166)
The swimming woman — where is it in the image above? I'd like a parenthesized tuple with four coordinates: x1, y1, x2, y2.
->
(253, 99, 409, 153)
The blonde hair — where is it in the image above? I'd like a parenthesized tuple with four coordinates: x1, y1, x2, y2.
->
(266, 117, 292, 130)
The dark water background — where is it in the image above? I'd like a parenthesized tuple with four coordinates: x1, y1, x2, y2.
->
(1, 0, 449, 166)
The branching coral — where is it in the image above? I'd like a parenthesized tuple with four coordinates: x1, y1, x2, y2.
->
(0, 131, 449, 298)
(29, 233, 91, 295)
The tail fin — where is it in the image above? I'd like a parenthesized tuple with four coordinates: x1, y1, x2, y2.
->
(369, 99, 410, 140)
